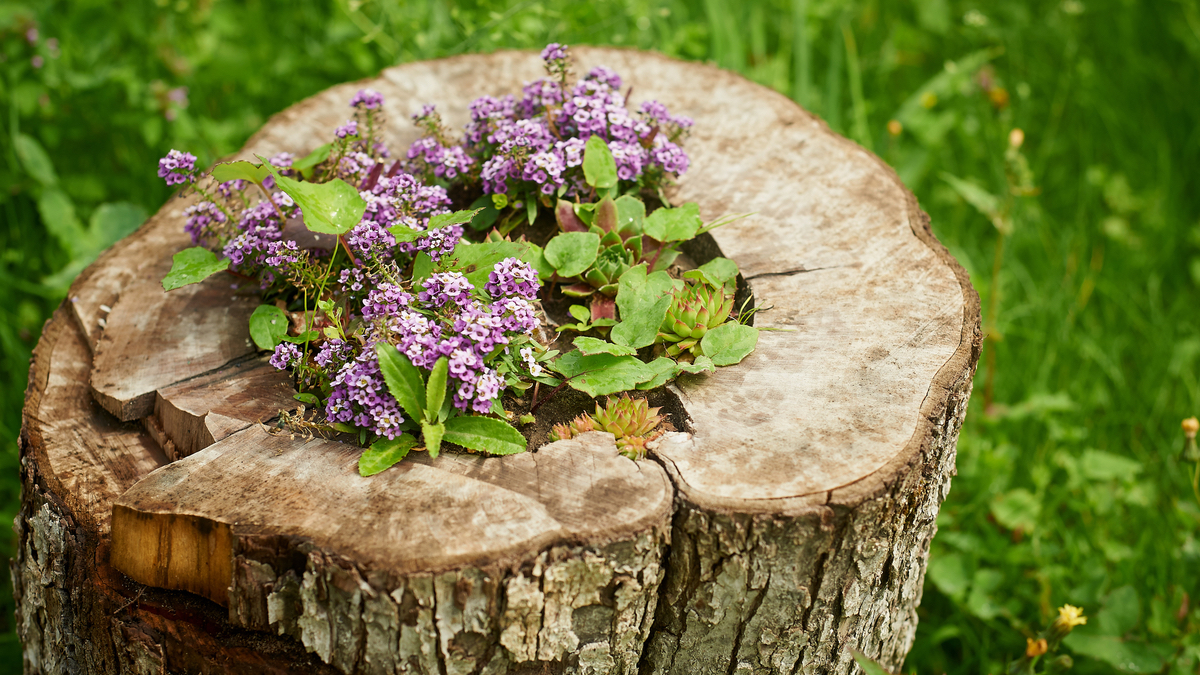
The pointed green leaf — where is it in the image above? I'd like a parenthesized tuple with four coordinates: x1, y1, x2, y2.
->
(573, 337, 637, 356)
(551, 351, 658, 397)
(422, 420, 445, 458)
(293, 143, 332, 175)
(583, 136, 618, 188)
(428, 208, 483, 230)
(294, 392, 320, 406)
(636, 357, 678, 390)
(162, 247, 230, 291)
(359, 434, 417, 476)
(249, 304, 290, 350)
(444, 241, 535, 290)
(644, 202, 702, 242)
(260, 158, 366, 235)
(375, 343, 426, 421)
(443, 415, 527, 455)
(700, 323, 759, 366)
(426, 357, 449, 422)
(210, 160, 271, 185)
(544, 232, 600, 278)
(850, 650, 894, 675)
(611, 264, 676, 349)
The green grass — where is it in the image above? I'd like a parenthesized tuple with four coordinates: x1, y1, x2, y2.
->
(2, 0, 1199, 672)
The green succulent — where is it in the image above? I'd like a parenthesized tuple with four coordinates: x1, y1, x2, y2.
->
(657, 280, 736, 358)
(592, 394, 663, 460)
(549, 414, 595, 442)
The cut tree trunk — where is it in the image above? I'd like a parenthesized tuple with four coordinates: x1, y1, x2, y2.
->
(15, 48, 981, 675)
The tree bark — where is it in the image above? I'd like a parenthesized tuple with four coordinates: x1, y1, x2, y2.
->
(15, 48, 981, 674)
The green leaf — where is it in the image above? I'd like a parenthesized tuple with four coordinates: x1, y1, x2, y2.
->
(551, 351, 657, 397)
(375, 343, 427, 421)
(614, 195, 646, 234)
(443, 415, 527, 455)
(635, 357, 678, 390)
(644, 202, 702, 242)
(1063, 634, 1166, 674)
(850, 650, 894, 675)
(429, 209, 482, 230)
(573, 337, 637, 356)
(87, 202, 146, 253)
(544, 232, 600, 278)
(162, 247, 230, 291)
(14, 133, 57, 186)
(568, 305, 591, 322)
(582, 135, 618, 188)
(1097, 586, 1141, 637)
(358, 434, 417, 476)
(940, 172, 1009, 233)
(425, 357, 449, 422)
(926, 553, 970, 602)
(611, 264, 676, 349)
(293, 392, 319, 406)
(210, 160, 270, 185)
(526, 243, 556, 281)
(422, 420, 445, 458)
(1080, 449, 1143, 481)
(412, 252, 434, 287)
(37, 189, 87, 257)
(281, 330, 320, 344)
(525, 193, 538, 225)
(700, 323, 759, 366)
(260, 158, 366, 235)
(249, 304, 290, 350)
(684, 257, 740, 289)
(675, 356, 716, 374)
(989, 488, 1040, 533)
(445, 241, 535, 290)
(293, 143, 332, 174)
(468, 195, 499, 231)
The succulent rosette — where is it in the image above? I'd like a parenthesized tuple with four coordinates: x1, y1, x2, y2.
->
(658, 280, 736, 358)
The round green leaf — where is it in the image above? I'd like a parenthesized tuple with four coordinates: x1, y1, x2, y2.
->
(544, 232, 600, 278)
(700, 323, 759, 366)
(550, 351, 658, 397)
(249, 304, 289, 350)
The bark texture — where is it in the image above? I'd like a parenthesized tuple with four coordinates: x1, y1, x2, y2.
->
(15, 48, 981, 674)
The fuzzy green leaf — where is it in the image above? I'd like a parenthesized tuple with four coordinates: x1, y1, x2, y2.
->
(359, 434, 417, 476)
(260, 158, 366, 235)
(443, 415, 527, 455)
(573, 336, 637, 356)
(425, 357, 449, 422)
(551, 351, 657, 397)
(210, 160, 271, 185)
(375, 343, 426, 421)
(544, 232, 600, 278)
(611, 264, 676, 349)
(583, 136, 618, 188)
(635, 357, 678, 390)
(644, 202, 702, 242)
(162, 247, 230, 291)
(249, 304, 290, 350)
(700, 323, 759, 366)
(422, 420, 445, 458)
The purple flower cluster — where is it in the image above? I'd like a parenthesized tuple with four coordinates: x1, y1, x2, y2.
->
(158, 149, 197, 186)
(408, 44, 690, 198)
(336, 120, 358, 139)
(486, 257, 539, 299)
(221, 192, 296, 268)
(347, 172, 454, 261)
(351, 89, 384, 110)
(183, 200, 227, 244)
(326, 355, 406, 439)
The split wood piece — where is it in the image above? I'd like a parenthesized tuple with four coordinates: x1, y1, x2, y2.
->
(147, 357, 298, 461)
(14, 307, 339, 674)
(111, 425, 674, 673)
(89, 276, 261, 422)
(67, 194, 199, 352)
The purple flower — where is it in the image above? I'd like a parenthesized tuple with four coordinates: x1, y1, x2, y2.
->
(419, 272, 474, 308)
(541, 43, 569, 63)
(350, 89, 384, 110)
(485, 257, 540, 300)
(157, 149, 197, 186)
(183, 200, 227, 244)
(270, 342, 302, 370)
(336, 120, 358, 139)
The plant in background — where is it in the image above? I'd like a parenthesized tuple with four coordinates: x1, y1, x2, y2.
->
(156, 43, 760, 475)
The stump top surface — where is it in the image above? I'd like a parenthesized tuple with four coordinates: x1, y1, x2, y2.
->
(40, 48, 977, 586)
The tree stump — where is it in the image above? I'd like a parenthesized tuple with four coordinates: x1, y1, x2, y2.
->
(14, 48, 981, 675)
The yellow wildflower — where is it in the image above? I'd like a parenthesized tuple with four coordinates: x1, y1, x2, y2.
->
(1055, 604, 1087, 630)
(1026, 638, 1048, 657)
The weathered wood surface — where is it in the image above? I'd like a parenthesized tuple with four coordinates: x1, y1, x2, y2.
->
(15, 48, 981, 675)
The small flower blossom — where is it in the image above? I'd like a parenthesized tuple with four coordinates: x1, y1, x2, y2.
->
(350, 89, 384, 110)
(270, 342, 302, 370)
(335, 120, 358, 139)
(157, 149, 197, 186)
